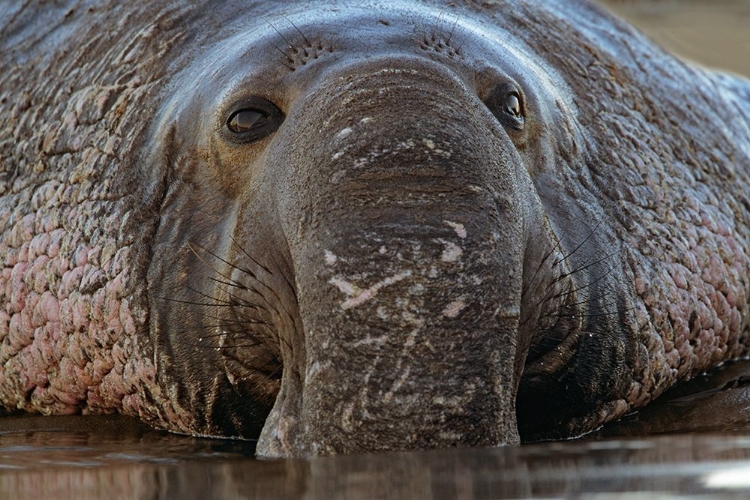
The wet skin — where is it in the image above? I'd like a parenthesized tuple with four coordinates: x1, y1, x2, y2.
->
(0, 0, 748, 457)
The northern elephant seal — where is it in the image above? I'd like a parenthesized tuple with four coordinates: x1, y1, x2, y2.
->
(0, 0, 748, 457)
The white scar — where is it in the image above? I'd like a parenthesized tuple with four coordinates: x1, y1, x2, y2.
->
(330, 270, 413, 310)
(444, 220, 467, 239)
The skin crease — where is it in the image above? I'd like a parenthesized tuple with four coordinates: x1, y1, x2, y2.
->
(0, 0, 748, 457)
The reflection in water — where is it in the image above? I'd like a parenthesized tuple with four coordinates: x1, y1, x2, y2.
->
(4, 422, 750, 499)
(1, 2, 749, 499)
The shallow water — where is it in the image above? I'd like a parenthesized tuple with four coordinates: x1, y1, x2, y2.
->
(2, 2, 749, 499)
(4, 417, 750, 499)
(3, 360, 750, 498)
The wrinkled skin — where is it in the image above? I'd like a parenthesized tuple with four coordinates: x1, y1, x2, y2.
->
(0, 0, 748, 457)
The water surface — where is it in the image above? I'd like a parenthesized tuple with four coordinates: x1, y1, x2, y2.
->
(4, 417, 750, 499)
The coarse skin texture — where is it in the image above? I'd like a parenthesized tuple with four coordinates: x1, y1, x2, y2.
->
(0, 2, 184, 424)
(0, 0, 748, 457)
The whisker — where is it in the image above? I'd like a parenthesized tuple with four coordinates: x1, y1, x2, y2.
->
(157, 295, 236, 308)
(522, 225, 570, 298)
(554, 220, 602, 266)
(433, 9, 445, 42)
(286, 17, 310, 45)
(187, 242, 249, 289)
(229, 235, 274, 276)
(201, 318, 274, 330)
(446, 14, 460, 45)
(541, 264, 619, 307)
(266, 248, 299, 302)
(541, 306, 636, 321)
(189, 243, 292, 321)
(265, 17, 294, 50)
(557, 249, 620, 281)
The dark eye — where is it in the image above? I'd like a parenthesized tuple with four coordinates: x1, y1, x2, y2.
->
(505, 93, 521, 118)
(223, 97, 284, 143)
(484, 83, 525, 130)
(228, 109, 266, 133)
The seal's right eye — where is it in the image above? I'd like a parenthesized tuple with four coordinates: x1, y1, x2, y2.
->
(483, 82, 525, 131)
(223, 97, 284, 143)
(504, 93, 521, 118)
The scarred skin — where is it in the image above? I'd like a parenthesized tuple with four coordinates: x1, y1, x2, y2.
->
(0, 0, 748, 457)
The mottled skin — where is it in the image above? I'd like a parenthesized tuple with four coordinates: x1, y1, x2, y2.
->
(0, 0, 748, 457)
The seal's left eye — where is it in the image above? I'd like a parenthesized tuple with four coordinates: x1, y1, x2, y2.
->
(223, 97, 284, 143)
(228, 109, 266, 133)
